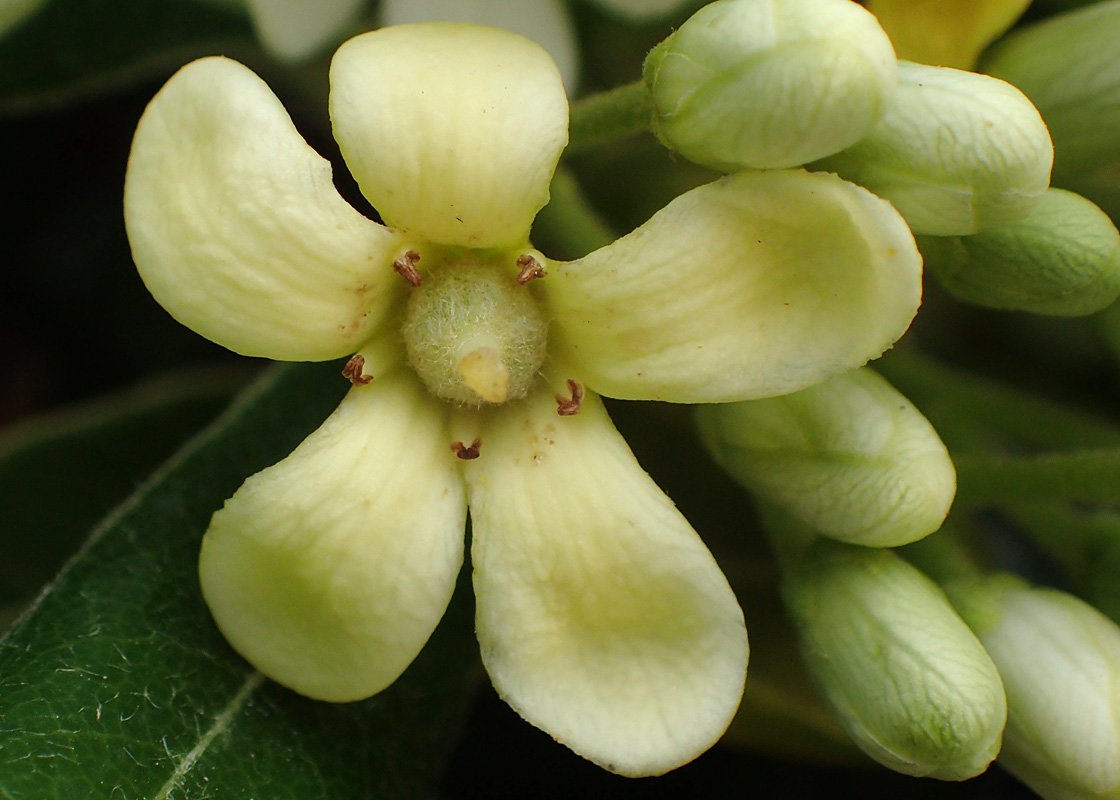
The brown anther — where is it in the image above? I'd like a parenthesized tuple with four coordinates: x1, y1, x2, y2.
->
(393, 250, 423, 287)
(342, 354, 372, 385)
(515, 254, 546, 285)
(451, 437, 482, 460)
(555, 379, 584, 416)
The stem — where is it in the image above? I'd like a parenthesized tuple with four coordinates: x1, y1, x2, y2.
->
(567, 81, 654, 154)
(897, 524, 987, 585)
(877, 348, 1120, 452)
(1000, 502, 1119, 579)
(954, 448, 1120, 507)
(533, 167, 617, 259)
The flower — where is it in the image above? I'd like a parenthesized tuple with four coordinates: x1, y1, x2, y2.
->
(124, 22, 922, 776)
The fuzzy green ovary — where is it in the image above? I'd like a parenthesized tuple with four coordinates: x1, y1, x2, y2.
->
(401, 259, 548, 406)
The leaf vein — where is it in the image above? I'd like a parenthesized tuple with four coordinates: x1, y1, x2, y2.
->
(151, 672, 264, 800)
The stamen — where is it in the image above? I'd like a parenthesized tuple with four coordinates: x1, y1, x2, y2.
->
(451, 437, 482, 460)
(556, 379, 584, 416)
(516, 254, 546, 285)
(393, 250, 423, 287)
(342, 354, 372, 385)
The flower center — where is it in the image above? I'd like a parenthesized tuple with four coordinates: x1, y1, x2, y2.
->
(400, 254, 548, 406)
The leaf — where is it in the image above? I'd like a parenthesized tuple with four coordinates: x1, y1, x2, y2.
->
(0, 362, 482, 799)
(0, 0, 253, 113)
(0, 366, 246, 606)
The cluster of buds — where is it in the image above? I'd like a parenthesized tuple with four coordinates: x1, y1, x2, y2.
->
(646, 0, 1120, 316)
(649, 0, 1120, 795)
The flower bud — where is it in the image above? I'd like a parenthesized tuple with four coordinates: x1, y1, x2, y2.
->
(982, 2, 1120, 186)
(643, 0, 897, 171)
(696, 368, 955, 547)
(815, 61, 1053, 235)
(948, 575, 1120, 800)
(921, 188, 1120, 316)
(782, 542, 1006, 779)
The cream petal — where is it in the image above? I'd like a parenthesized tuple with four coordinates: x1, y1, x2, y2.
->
(198, 370, 466, 702)
(246, 0, 365, 61)
(544, 169, 923, 403)
(461, 383, 748, 776)
(125, 56, 409, 362)
(379, 0, 579, 91)
(328, 23, 568, 249)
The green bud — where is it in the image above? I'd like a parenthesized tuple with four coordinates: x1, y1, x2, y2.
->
(982, 2, 1120, 184)
(815, 61, 1053, 235)
(921, 188, 1120, 316)
(949, 575, 1120, 800)
(696, 368, 955, 547)
(643, 0, 897, 171)
(782, 542, 1007, 779)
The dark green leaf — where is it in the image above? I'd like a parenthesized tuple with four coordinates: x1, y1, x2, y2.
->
(0, 0, 253, 113)
(0, 366, 247, 606)
(0, 362, 482, 799)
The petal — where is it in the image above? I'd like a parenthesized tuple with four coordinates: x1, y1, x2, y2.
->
(328, 23, 568, 249)
(544, 169, 923, 403)
(461, 383, 748, 776)
(246, 0, 365, 61)
(125, 56, 408, 362)
(198, 369, 466, 702)
(380, 0, 579, 91)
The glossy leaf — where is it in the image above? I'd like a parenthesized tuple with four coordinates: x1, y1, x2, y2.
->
(0, 366, 245, 606)
(0, 362, 481, 799)
(0, 0, 252, 112)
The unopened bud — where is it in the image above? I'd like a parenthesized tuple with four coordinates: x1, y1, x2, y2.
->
(815, 60, 1053, 235)
(921, 188, 1120, 316)
(983, 2, 1120, 190)
(782, 542, 1006, 780)
(643, 0, 897, 170)
(697, 368, 955, 547)
(949, 575, 1120, 800)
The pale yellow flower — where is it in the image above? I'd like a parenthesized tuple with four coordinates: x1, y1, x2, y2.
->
(124, 22, 922, 775)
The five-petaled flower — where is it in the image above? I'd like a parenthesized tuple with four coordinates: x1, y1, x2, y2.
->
(124, 22, 922, 776)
